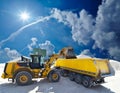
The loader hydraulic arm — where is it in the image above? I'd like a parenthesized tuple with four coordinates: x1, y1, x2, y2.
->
(41, 47, 76, 77)
(45, 54, 59, 68)
(41, 54, 60, 77)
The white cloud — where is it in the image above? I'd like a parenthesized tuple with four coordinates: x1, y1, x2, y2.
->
(92, 0, 120, 60)
(27, 37, 38, 51)
(27, 37, 55, 56)
(31, 37, 38, 46)
(51, 0, 120, 61)
(0, 0, 120, 61)
(0, 48, 20, 62)
(109, 47, 120, 60)
(4, 48, 20, 59)
(39, 40, 55, 56)
(51, 8, 95, 45)
(80, 49, 94, 57)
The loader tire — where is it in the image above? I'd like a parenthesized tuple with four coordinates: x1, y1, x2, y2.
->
(82, 76, 91, 88)
(48, 70, 60, 82)
(15, 71, 32, 86)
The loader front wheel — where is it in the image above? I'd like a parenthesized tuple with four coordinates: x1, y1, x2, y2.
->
(48, 70, 60, 82)
(15, 71, 32, 86)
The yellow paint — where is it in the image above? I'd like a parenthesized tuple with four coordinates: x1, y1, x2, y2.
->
(95, 59, 110, 74)
(19, 75, 28, 83)
(54, 58, 110, 77)
(52, 73, 58, 80)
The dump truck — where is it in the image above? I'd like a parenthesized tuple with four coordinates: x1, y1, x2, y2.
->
(54, 48, 115, 88)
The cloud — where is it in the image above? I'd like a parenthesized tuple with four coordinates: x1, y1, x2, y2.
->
(80, 49, 94, 57)
(51, 0, 120, 61)
(0, 16, 52, 47)
(27, 37, 38, 51)
(27, 37, 55, 56)
(39, 40, 55, 56)
(31, 38, 38, 45)
(109, 47, 120, 60)
(92, 0, 120, 60)
(0, 48, 20, 62)
(4, 48, 20, 59)
(0, 0, 120, 61)
(51, 8, 95, 45)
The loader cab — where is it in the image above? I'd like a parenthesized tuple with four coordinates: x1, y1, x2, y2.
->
(29, 54, 44, 69)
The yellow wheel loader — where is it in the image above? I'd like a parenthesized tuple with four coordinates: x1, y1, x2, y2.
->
(1, 47, 75, 86)
(1, 54, 60, 85)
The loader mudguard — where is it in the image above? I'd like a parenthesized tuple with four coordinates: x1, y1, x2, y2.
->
(4, 63, 8, 75)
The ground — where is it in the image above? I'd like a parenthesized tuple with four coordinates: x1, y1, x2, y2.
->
(0, 60, 120, 93)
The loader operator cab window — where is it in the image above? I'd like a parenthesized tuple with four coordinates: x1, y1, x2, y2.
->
(33, 56, 40, 63)
(30, 55, 44, 69)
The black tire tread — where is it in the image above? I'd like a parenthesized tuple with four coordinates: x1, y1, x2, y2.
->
(48, 70, 60, 82)
(82, 76, 91, 88)
(15, 71, 32, 86)
(69, 72, 75, 81)
(74, 74, 82, 84)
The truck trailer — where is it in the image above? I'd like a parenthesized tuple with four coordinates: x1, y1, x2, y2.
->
(54, 55, 115, 87)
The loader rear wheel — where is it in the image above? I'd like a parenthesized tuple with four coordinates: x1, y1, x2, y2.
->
(48, 70, 60, 82)
(82, 76, 91, 88)
(15, 71, 32, 86)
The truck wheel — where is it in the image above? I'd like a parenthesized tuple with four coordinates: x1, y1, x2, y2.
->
(48, 70, 60, 82)
(69, 72, 75, 81)
(15, 71, 32, 86)
(82, 76, 91, 88)
(60, 69, 68, 77)
(75, 74, 82, 84)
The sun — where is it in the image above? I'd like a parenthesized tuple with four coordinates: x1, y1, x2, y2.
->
(20, 11, 30, 21)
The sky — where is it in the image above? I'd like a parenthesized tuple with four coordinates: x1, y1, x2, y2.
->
(0, 0, 120, 62)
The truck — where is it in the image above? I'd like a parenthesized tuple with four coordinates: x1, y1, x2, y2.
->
(54, 47, 115, 88)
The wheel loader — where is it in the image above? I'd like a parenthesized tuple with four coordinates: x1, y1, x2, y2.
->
(1, 47, 75, 85)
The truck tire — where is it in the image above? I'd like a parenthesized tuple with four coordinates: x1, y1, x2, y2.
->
(60, 69, 68, 77)
(15, 71, 32, 86)
(82, 76, 91, 88)
(48, 70, 60, 82)
(75, 74, 82, 84)
(68, 72, 75, 81)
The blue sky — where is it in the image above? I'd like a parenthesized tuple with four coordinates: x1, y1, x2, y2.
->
(0, 0, 120, 62)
